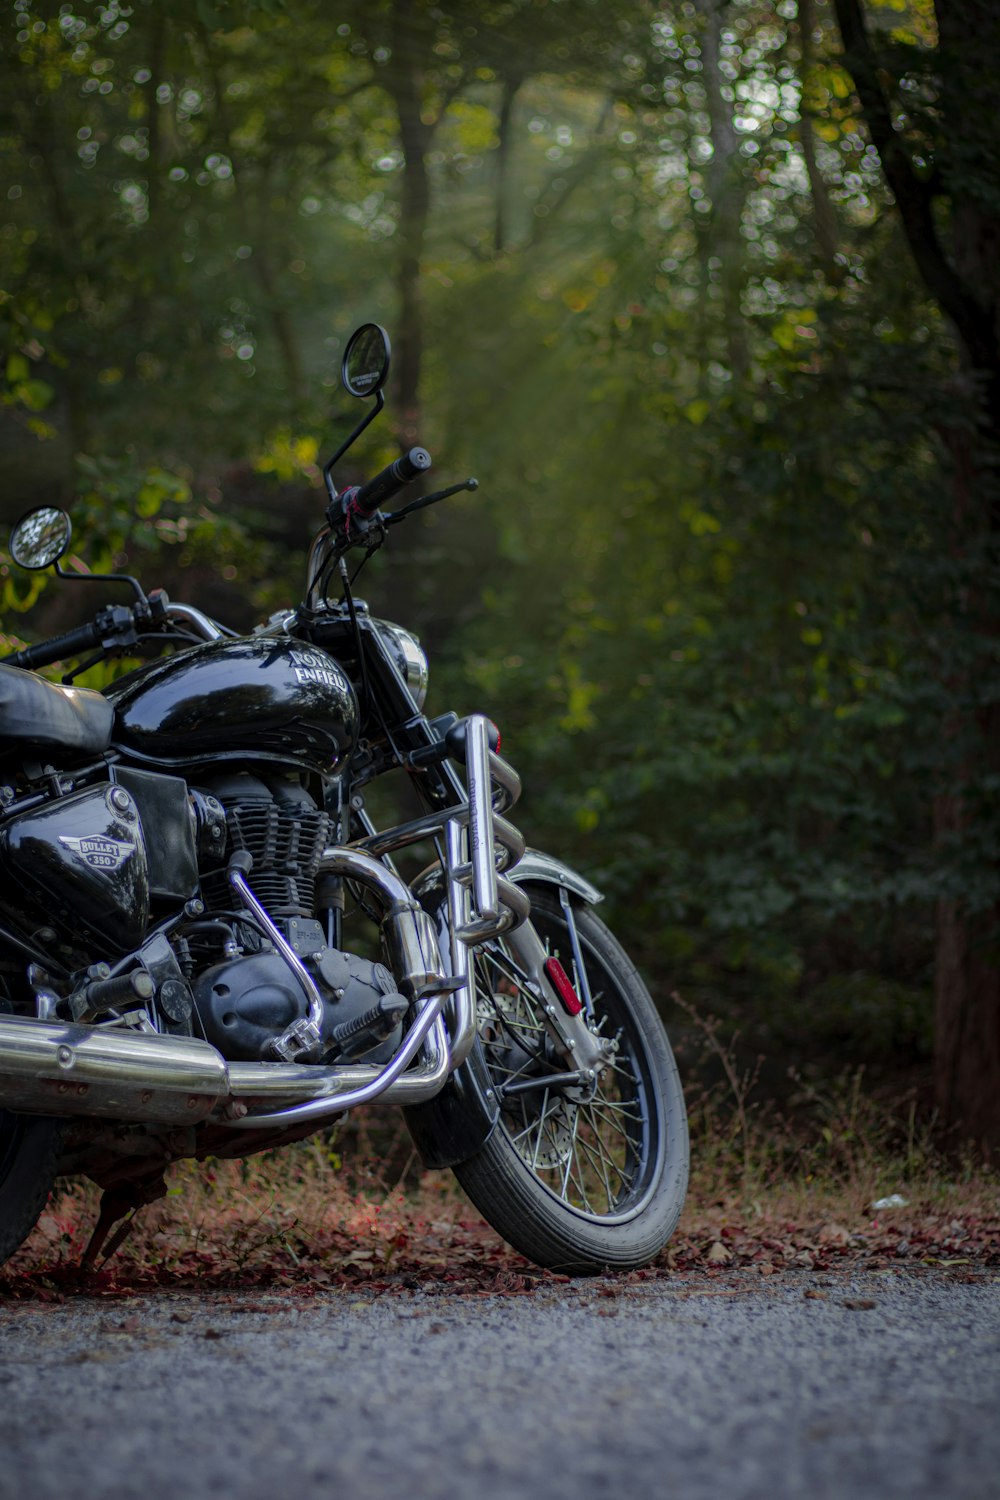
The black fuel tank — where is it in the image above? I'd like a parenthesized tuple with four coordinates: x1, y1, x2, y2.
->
(109, 637, 358, 775)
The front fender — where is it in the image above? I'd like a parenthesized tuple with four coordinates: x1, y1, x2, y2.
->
(509, 848, 603, 905)
(409, 847, 603, 914)
(403, 849, 602, 1170)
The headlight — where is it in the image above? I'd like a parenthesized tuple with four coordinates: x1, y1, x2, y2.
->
(374, 620, 429, 709)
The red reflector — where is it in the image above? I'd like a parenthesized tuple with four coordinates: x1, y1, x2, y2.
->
(544, 957, 583, 1016)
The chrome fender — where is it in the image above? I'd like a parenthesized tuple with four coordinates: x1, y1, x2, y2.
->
(508, 848, 603, 905)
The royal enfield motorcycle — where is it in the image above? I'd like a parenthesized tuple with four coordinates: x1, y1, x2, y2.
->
(0, 325, 688, 1275)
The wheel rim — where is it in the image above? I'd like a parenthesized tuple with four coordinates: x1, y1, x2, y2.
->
(474, 909, 664, 1224)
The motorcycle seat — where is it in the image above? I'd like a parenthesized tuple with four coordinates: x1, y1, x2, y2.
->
(0, 663, 114, 758)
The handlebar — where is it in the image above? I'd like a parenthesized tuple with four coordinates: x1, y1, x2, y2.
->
(0, 593, 230, 677)
(2, 620, 103, 672)
(350, 446, 432, 520)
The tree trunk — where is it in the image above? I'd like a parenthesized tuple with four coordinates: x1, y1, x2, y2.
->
(384, 2, 433, 450)
(494, 70, 522, 254)
(694, 0, 749, 386)
(934, 802, 1000, 1152)
(832, 0, 1000, 1149)
(796, 0, 841, 281)
(198, 28, 305, 407)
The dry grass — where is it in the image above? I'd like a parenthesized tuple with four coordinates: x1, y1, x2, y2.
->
(1, 1005, 997, 1297)
(0, 1116, 993, 1299)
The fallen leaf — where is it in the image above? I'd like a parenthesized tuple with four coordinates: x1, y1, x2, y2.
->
(706, 1242, 731, 1264)
(804, 1289, 828, 1300)
(843, 1298, 876, 1310)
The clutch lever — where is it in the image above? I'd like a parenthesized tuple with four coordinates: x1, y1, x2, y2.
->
(383, 477, 478, 526)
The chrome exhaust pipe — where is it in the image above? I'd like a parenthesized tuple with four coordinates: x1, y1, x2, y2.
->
(0, 1008, 453, 1130)
(0, 1013, 229, 1124)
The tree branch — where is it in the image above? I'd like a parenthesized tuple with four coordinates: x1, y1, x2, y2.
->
(832, 0, 992, 371)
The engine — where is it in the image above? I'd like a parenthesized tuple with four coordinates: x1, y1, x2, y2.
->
(186, 770, 409, 1064)
(0, 762, 406, 1064)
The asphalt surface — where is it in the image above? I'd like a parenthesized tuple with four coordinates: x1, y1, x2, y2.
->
(0, 1271, 997, 1500)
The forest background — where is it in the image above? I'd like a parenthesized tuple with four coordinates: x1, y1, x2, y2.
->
(2, 0, 999, 1156)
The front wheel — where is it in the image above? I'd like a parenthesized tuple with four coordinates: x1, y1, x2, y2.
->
(454, 888, 688, 1274)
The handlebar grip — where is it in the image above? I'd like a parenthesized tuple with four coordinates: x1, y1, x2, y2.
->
(353, 446, 432, 518)
(2, 620, 102, 672)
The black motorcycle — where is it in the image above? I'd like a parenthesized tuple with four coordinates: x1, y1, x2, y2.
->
(0, 325, 688, 1275)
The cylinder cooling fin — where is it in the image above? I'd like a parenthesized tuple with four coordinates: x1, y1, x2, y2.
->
(194, 771, 331, 919)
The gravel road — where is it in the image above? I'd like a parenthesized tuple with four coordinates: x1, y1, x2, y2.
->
(0, 1270, 996, 1500)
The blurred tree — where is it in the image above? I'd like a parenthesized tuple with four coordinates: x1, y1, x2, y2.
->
(1, 0, 995, 1135)
(832, 0, 1000, 1146)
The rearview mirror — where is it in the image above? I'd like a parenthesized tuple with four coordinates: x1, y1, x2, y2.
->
(342, 323, 391, 398)
(9, 506, 72, 570)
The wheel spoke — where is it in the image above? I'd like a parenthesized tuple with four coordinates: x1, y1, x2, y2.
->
(582, 1107, 631, 1187)
(470, 899, 665, 1224)
(559, 1110, 580, 1201)
(566, 1134, 596, 1213)
(587, 1097, 645, 1126)
(602, 1055, 639, 1087)
(574, 1124, 617, 1211)
(529, 1088, 551, 1171)
(575, 1128, 620, 1206)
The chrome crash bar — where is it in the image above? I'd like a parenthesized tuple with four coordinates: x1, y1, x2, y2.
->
(224, 717, 530, 1125)
(357, 713, 530, 940)
(357, 713, 529, 1069)
(224, 842, 457, 1127)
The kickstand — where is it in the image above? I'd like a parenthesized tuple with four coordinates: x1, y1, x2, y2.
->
(82, 1176, 167, 1271)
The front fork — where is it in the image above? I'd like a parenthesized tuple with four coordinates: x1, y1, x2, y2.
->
(437, 717, 609, 1078)
(343, 712, 612, 1165)
(502, 913, 612, 1079)
(404, 869, 612, 1170)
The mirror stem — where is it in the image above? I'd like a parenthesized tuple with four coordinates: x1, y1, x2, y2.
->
(323, 389, 385, 501)
(54, 562, 147, 607)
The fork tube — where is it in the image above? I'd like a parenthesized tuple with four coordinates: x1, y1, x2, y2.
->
(558, 885, 593, 1017)
(446, 817, 476, 1066)
(465, 714, 500, 923)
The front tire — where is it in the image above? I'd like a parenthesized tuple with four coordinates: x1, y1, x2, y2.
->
(454, 889, 688, 1274)
(0, 1112, 62, 1269)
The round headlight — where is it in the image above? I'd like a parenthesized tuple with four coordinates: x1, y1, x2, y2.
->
(374, 620, 430, 709)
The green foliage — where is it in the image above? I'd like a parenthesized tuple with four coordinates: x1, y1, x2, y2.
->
(1, 0, 995, 1067)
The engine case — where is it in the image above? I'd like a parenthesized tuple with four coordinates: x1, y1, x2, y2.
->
(192, 948, 408, 1063)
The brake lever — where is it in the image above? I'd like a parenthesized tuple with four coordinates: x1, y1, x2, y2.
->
(383, 477, 478, 526)
(59, 604, 142, 684)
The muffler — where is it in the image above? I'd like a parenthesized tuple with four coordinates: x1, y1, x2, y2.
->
(0, 998, 455, 1128)
(0, 1013, 228, 1124)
